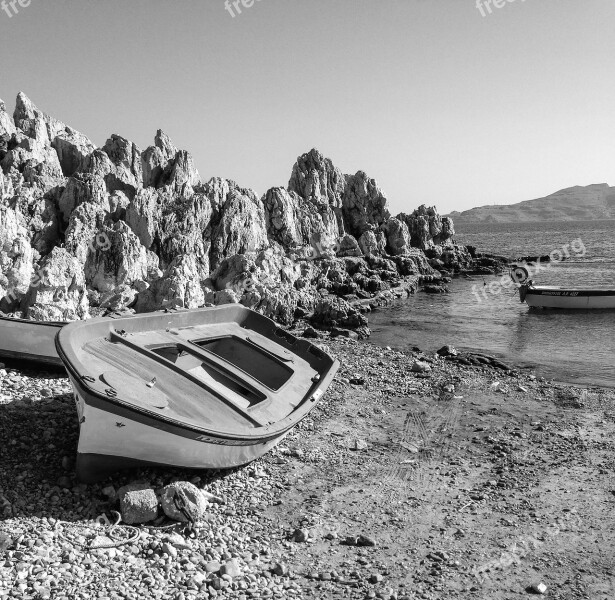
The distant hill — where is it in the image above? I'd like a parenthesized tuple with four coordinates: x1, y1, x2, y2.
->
(447, 184, 615, 223)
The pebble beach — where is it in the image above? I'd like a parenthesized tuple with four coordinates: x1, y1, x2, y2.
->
(1, 331, 614, 600)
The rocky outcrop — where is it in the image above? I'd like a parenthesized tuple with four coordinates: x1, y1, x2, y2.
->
(288, 148, 346, 236)
(0, 99, 16, 161)
(12, 92, 95, 178)
(383, 217, 411, 256)
(135, 254, 206, 312)
(100, 135, 143, 198)
(142, 130, 178, 188)
(141, 130, 200, 193)
(84, 220, 159, 294)
(210, 184, 268, 270)
(342, 171, 390, 237)
(0, 92, 477, 332)
(0, 206, 34, 312)
(23, 247, 89, 321)
(399, 205, 454, 250)
(263, 187, 339, 250)
(311, 296, 369, 332)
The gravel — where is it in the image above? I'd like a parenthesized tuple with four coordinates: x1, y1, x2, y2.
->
(1, 332, 614, 599)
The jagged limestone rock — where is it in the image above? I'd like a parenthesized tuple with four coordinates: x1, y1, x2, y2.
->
(0, 93, 464, 328)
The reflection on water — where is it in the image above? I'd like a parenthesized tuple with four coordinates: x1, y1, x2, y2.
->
(369, 268, 615, 388)
(370, 221, 615, 387)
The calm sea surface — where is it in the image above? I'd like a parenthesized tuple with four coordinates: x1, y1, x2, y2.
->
(368, 220, 615, 388)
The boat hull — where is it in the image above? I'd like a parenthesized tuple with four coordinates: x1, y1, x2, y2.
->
(0, 316, 64, 366)
(57, 305, 339, 482)
(71, 375, 289, 482)
(522, 287, 615, 309)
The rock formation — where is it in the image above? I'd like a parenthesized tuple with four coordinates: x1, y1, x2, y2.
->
(0, 93, 474, 332)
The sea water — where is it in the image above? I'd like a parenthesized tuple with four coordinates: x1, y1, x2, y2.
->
(368, 220, 615, 387)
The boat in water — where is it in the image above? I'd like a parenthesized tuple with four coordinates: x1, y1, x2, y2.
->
(520, 284, 615, 309)
(55, 305, 339, 482)
(512, 266, 615, 309)
(0, 315, 64, 366)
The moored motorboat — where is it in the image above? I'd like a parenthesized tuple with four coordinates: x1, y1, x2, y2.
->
(55, 305, 339, 482)
(512, 265, 615, 309)
(0, 315, 65, 366)
(520, 284, 615, 309)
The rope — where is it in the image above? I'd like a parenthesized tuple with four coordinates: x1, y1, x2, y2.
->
(56, 510, 141, 550)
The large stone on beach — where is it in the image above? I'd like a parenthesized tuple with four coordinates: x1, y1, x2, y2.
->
(411, 360, 432, 373)
(437, 345, 458, 357)
(84, 220, 158, 293)
(118, 483, 158, 525)
(311, 296, 368, 329)
(160, 481, 209, 523)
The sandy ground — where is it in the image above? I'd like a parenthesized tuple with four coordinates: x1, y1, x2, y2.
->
(268, 335, 615, 599)
(0, 334, 614, 600)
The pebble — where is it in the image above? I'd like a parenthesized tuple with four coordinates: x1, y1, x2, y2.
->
(164, 532, 192, 551)
(0, 334, 609, 600)
(271, 562, 289, 576)
(351, 439, 369, 451)
(291, 528, 309, 543)
(411, 360, 432, 374)
(528, 582, 548, 594)
(220, 558, 242, 578)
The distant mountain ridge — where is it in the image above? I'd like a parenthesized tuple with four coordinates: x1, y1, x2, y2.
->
(447, 184, 615, 223)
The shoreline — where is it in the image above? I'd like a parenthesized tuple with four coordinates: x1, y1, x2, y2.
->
(1, 331, 614, 599)
(361, 272, 615, 390)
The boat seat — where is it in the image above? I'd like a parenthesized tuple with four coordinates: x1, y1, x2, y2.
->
(102, 370, 170, 410)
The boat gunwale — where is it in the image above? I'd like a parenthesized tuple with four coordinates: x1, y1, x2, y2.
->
(525, 286, 615, 296)
(60, 350, 339, 443)
(0, 315, 67, 327)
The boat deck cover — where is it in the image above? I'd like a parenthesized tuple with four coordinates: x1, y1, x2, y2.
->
(76, 321, 321, 434)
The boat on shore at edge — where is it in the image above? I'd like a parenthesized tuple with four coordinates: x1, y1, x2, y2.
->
(0, 315, 65, 366)
(55, 305, 340, 482)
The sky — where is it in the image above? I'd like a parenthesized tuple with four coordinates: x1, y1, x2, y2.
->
(1, 0, 614, 216)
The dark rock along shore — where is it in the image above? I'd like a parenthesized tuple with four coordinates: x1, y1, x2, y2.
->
(0, 92, 503, 333)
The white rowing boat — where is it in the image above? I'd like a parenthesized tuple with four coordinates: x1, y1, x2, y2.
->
(511, 266, 615, 309)
(0, 316, 64, 366)
(55, 305, 339, 482)
(520, 285, 615, 309)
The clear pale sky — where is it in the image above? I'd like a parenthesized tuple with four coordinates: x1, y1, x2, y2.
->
(1, 0, 614, 215)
